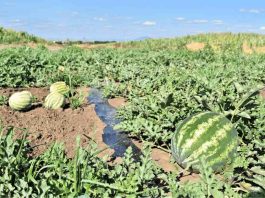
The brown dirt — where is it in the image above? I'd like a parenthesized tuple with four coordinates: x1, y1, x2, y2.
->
(76, 43, 107, 49)
(76, 43, 126, 50)
(186, 42, 205, 51)
(108, 97, 127, 108)
(0, 43, 121, 51)
(180, 173, 201, 184)
(253, 46, 265, 54)
(151, 148, 176, 172)
(131, 140, 177, 173)
(260, 89, 265, 99)
(130, 139, 201, 183)
(242, 42, 265, 54)
(242, 42, 253, 54)
(0, 87, 114, 158)
(0, 87, 202, 183)
(0, 43, 64, 51)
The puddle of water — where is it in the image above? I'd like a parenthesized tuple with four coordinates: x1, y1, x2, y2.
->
(88, 88, 141, 158)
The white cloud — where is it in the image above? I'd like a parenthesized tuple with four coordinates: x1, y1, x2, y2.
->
(11, 19, 22, 23)
(260, 26, 265, 30)
(240, 8, 264, 14)
(142, 21, 156, 26)
(93, 17, 106, 21)
(190, 19, 208, 24)
(176, 17, 185, 21)
(9, 19, 26, 27)
(249, 9, 261, 14)
(212, 20, 223, 25)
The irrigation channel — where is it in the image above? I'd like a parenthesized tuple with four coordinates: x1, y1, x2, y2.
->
(88, 88, 141, 159)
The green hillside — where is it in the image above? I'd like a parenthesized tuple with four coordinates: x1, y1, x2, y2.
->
(0, 27, 46, 44)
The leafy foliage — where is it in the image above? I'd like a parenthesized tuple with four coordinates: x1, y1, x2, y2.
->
(0, 95, 8, 106)
(1, 33, 265, 196)
(0, 128, 168, 197)
(0, 27, 45, 44)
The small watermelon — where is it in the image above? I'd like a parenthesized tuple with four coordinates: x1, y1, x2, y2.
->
(8, 91, 33, 111)
(171, 112, 238, 172)
(50, 82, 69, 95)
(44, 92, 65, 109)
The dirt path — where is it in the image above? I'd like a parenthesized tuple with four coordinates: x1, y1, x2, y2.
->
(0, 43, 119, 51)
(186, 42, 205, 51)
(0, 43, 65, 51)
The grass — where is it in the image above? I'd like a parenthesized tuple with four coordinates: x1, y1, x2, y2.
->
(0, 27, 46, 44)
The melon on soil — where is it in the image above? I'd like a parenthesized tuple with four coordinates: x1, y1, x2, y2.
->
(8, 91, 33, 111)
(50, 81, 69, 95)
(44, 92, 65, 109)
(171, 112, 238, 172)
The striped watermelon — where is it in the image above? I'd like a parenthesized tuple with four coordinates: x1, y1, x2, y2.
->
(171, 112, 238, 172)
(50, 82, 69, 95)
(44, 92, 65, 109)
(8, 91, 33, 111)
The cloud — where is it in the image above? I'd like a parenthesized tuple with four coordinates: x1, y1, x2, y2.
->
(260, 26, 265, 30)
(11, 19, 22, 23)
(9, 19, 26, 27)
(240, 8, 264, 14)
(212, 20, 223, 25)
(93, 17, 106, 21)
(176, 17, 185, 21)
(189, 19, 208, 24)
(142, 21, 156, 26)
(176, 18, 223, 25)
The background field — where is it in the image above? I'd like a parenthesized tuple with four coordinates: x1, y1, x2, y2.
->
(0, 28, 265, 197)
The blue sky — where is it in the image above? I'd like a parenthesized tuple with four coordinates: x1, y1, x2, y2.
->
(0, 0, 265, 41)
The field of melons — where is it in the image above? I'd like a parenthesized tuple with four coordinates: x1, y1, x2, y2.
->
(0, 29, 265, 197)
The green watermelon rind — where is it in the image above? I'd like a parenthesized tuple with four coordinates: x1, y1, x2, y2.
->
(171, 111, 238, 173)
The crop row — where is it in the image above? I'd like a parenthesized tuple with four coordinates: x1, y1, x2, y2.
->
(0, 40, 265, 196)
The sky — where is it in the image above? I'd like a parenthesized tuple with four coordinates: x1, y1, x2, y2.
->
(0, 0, 265, 41)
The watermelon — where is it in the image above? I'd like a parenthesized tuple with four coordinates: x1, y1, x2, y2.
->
(8, 91, 33, 111)
(44, 92, 65, 109)
(50, 81, 69, 95)
(171, 112, 238, 172)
